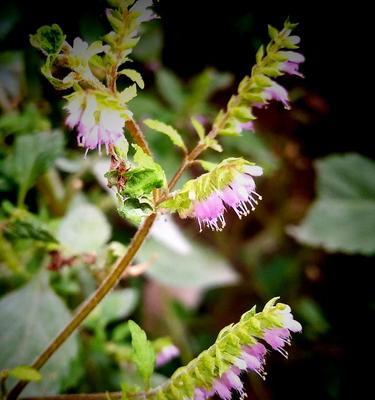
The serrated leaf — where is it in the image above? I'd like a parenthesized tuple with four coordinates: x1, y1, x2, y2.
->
(8, 366, 42, 382)
(119, 69, 145, 89)
(29, 24, 65, 56)
(143, 119, 186, 151)
(118, 198, 153, 225)
(128, 320, 155, 388)
(0, 272, 78, 395)
(206, 138, 222, 152)
(122, 145, 166, 198)
(191, 117, 205, 140)
(290, 154, 375, 255)
(120, 84, 137, 103)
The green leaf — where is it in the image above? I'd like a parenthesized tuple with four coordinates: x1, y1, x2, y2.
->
(84, 289, 139, 329)
(119, 84, 137, 103)
(58, 203, 111, 254)
(255, 45, 264, 64)
(195, 160, 217, 172)
(121, 144, 166, 198)
(155, 68, 185, 111)
(29, 24, 65, 56)
(8, 366, 42, 382)
(0, 272, 78, 395)
(191, 117, 205, 140)
(268, 25, 279, 41)
(143, 119, 186, 151)
(290, 154, 375, 255)
(5, 216, 58, 244)
(118, 198, 153, 225)
(128, 320, 155, 388)
(3, 131, 64, 204)
(119, 69, 145, 89)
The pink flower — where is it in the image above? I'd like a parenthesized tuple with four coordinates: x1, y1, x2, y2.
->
(156, 344, 180, 367)
(65, 92, 130, 156)
(279, 51, 305, 78)
(263, 81, 290, 109)
(193, 165, 263, 232)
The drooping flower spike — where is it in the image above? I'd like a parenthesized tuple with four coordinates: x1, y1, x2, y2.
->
(150, 299, 301, 400)
(161, 158, 263, 232)
(64, 91, 132, 156)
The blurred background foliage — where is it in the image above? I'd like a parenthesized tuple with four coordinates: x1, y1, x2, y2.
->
(0, 1, 373, 399)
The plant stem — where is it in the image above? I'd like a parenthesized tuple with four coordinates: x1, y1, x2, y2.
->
(126, 118, 152, 156)
(7, 213, 157, 400)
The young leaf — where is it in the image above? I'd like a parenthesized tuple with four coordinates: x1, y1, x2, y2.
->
(29, 24, 65, 56)
(128, 320, 155, 388)
(8, 366, 42, 382)
(143, 119, 186, 152)
(191, 117, 205, 140)
(119, 84, 137, 103)
(119, 69, 145, 89)
(195, 160, 217, 172)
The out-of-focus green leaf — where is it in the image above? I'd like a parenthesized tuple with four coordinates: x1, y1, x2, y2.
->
(128, 320, 155, 388)
(290, 154, 375, 255)
(143, 119, 186, 151)
(3, 131, 64, 203)
(57, 203, 111, 254)
(133, 23, 163, 63)
(296, 297, 329, 336)
(155, 68, 185, 111)
(0, 272, 78, 395)
(84, 289, 139, 329)
(0, 51, 25, 108)
(8, 366, 42, 382)
(0, 103, 50, 137)
(5, 215, 57, 244)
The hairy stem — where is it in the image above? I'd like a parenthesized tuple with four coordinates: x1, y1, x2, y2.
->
(126, 118, 152, 156)
(7, 213, 157, 400)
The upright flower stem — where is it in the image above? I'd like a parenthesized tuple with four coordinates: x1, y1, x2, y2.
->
(7, 213, 157, 400)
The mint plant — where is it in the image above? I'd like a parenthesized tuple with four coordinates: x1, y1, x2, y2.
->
(1, 1, 306, 399)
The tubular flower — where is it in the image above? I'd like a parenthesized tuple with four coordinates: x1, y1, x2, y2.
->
(279, 51, 305, 78)
(193, 165, 263, 232)
(64, 91, 132, 155)
(263, 81, 290, 109)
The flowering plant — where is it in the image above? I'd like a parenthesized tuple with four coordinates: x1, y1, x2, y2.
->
(0, 1, 306, 399)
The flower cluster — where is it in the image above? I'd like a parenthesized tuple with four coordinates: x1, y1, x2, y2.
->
(190, 306, 301, 400)
(151, 300, 301, 400)
(193, 165, 263, 232)
(162, 159, 263, 232)
(64, 91, 132, 155)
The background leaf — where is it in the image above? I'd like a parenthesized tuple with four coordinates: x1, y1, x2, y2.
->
(8, 366, 42, 382)
(289, 154, 375, 255)
(84, 289, 139, 329)
(155, 68, 185, 111)
(3, 131, 64, 203)
(0, 272, 78, 395)
(57, 203, 111, 254)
